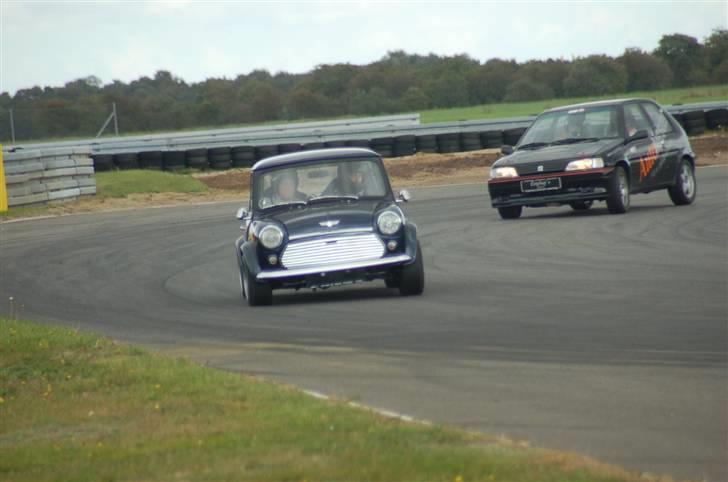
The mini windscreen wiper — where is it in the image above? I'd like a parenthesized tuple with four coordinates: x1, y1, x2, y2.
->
(307, 195, 359, 205)
(550, 137, 601, 145)
(260, 200, 307, 211)
(518, 142, 550, 150)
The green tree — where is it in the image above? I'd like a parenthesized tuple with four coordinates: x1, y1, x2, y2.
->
(704, 28, 728, 83)
(504, 76, 554, 102)
(654, 33, 709, 87)
(562, 55, 627, 96)
(618, 48, 672, 91)
(468, 59, 518, 103)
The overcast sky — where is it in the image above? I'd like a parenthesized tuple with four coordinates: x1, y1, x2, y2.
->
(1, 1, 725, 95)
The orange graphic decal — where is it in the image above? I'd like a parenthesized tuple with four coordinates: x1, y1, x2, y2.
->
(639, 144, 658, 181)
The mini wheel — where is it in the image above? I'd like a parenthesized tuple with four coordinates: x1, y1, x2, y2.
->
(241, 263, 272, 306)
(399, 242, 425, 296)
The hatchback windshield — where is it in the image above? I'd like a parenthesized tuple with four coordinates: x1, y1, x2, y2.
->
(518, 105, 620, 147)
(253, 158, 390, 210)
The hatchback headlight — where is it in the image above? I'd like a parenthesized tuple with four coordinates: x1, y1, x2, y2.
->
(377, 211, 402, 235)
(565, 157, 604, 171)
(490, 166, 518, 179)
(259, 225, 284, 249)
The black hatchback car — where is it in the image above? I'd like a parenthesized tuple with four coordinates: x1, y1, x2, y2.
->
(488, 99, 697, 219)
(235, 148, 424, 306)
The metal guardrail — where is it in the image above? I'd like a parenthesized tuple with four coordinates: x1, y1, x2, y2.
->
(2, 101, 726, 156)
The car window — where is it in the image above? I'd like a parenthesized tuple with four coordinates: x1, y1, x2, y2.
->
(519, 105, 619, 145)
(254, 158, 388, 209)
(641, 102, 674, 135)
(623, 104, 653, 138)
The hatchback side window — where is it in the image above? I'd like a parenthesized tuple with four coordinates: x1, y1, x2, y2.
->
(641, 102, 674, 135)
(623, 104, 653, 138)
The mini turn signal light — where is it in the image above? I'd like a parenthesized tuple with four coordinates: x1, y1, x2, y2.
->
(267, 255, 279, 265)
(386, 240, 398, 251)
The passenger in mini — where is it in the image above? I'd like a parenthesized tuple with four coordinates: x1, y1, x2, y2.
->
(266, 170, 307, 205)
(323, 162, 370, 196)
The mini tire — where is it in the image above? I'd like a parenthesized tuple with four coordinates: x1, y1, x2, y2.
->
(498, 206, 522, 220)
(399, 242, 424, 296)
(606, 165, 630, 214)
(241, 263, 272, 306)
(668, 159, 696, 206)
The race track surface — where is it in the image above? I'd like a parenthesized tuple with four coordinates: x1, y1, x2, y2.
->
(2, 167, 726, 480)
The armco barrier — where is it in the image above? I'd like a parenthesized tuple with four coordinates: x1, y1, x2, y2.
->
(3, 147, 96, 207)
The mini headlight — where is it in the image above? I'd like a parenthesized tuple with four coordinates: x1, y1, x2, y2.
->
(565, 157, 604, 171)
(490, 166, 518, 179)
(377, 211, 402, 235)
(259, 225, 284, 249)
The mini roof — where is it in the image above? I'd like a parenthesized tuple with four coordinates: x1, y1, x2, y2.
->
(251, 147, 380, 171)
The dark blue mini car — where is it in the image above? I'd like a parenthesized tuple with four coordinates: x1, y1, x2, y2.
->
(235, 148, 424, 306)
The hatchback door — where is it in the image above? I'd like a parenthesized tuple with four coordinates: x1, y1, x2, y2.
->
(623, 103, 661, 191)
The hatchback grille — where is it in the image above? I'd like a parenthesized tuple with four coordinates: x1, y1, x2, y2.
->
(281, 234, 385, 269)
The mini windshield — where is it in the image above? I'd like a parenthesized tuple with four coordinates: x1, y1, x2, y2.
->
(253, 158, 390, 210)
(518, 105, 621, 147)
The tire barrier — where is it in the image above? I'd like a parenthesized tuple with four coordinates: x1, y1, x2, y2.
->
(162, 150, 186, 171)
(231, 146, 255, 168)
(436, 133, 460, 153)
(68, 104, 725, 174)
(705, 108, 727, 130)
(480, 130, 503, 148)
(278, 143, 302, 154)
(4, 147, 96, 207)
(415, 134, 438, 153)
(208, 146, 232, 170)
(114, 152, 139, 170)
(460, 131, 483, 152)
(346, 139, 371, 149)
(503, 127, 527, 146)
(393, 135, 417, 157)
(138, 150, 163, 170)
(254, 144, 279, 161)
(92, 154, 114, 172)
(186, 148, 209, 170)
(370, 137, 394, 158)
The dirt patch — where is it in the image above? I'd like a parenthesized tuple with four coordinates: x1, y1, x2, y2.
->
(692, 132, 728, 165)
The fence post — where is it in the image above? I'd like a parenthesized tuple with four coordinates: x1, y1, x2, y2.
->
(113, 102, 119, 136)
(9, 109, 16, 143)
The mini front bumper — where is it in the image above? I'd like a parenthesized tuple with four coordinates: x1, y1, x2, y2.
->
(487, 167, 613, 208)
(256, 254, 412, 281)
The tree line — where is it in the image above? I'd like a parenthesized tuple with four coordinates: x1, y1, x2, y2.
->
(1, 29, 726, 141)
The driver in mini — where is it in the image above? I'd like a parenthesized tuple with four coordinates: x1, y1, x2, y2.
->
(266, 170, 307, 205)
(323, 163, 370, 197)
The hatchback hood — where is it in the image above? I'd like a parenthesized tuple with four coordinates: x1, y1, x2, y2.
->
(496, 139, 621, 175)
(259, 199, 387, 238)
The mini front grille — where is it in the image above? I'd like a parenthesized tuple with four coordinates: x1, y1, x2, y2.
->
(281, 234, 385, 269)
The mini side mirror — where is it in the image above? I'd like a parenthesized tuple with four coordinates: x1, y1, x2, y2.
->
(236, 207, 248, 220)
(501, 145, 514, 155)
(397, 189, 411, 203)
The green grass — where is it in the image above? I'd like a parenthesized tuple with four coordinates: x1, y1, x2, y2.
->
(420, 84, 728, 123)
(0, 317, 648, 482)
(95, 169, 209, 198)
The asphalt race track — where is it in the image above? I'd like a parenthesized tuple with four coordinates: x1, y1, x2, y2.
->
(1, 166, 726, 481)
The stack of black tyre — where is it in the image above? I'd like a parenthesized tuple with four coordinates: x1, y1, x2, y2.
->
(138, 151, 163, 170)
(480, 130, 503, 148)
(415, 135, 438, 153)
(460, 131, 483, 151)
(680, 110, 707, 136)
(114, 152, 139, 170)
(503, 127, 527, 146)
(92, 154, 114, 172)
(346, 139, 371, 149)
(186, 148, 208, 169)
(231, 146, 255, 168)
(162, 150, 186, 171)
(208, 147, 232, 170)
(324, 140, 347, 148)
(393, 135, 417, 157)
(436, 133, 460, 153)
(302, 142, 325, 150)
(278, 143, 302, 154)
(705, 108, 728, 130)
(370, 137, 394, 157)
(255, 144, 279, 161)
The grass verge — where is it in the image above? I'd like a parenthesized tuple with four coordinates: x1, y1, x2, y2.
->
(420, 84, 728, 123)
(94, 170, 210, 198)
(0, 317, 656, 482)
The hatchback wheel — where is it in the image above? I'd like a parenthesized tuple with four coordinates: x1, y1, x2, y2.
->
(668, 159, 696, 206)
(606, 165, 630, 214)
(497, 206, 523, 220)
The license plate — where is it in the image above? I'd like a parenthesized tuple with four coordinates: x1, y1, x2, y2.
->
(521, 177, 562, 193)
